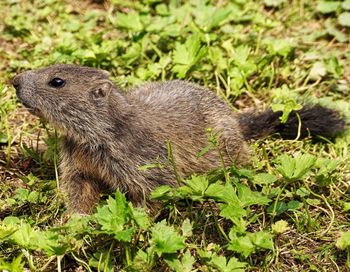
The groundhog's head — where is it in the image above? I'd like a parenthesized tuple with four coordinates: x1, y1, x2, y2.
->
(12, 64, 120, 138)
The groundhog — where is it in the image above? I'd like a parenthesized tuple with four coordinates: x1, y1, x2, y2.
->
(12, 64, 345, 214)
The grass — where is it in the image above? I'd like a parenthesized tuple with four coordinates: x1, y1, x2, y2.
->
(0, 0, 350, 271)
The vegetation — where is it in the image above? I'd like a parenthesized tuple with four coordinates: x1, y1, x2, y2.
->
(1, 0, 349, 271)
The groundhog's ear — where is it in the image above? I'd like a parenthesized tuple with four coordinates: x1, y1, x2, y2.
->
(101, 70, 110, 77)
(90, 81, 113, 100)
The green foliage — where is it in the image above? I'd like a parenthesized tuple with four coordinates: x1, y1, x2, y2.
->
(95, 192, 139, 242)
(165, 250, 195, 272)
(172, 34, 207, 78)
(209, 255, 247, 272)
(271, 85, 302, 123)
(336, 232, 350, 250)
(1, 0, 349, 271)
(275, 153, 317, 181)
(271, 220, 290, 234)
(151, 220, 186, 256)
(253, 173, 278, 185)
(317, 1, 342, 14)
(228, 230, 274, 257)
(338, 11, 350, 26)
(317, 0, 350, 41)
(0, 254, 25, 272)
(0, 224, 17, 240)
(1, 217, 70, 256)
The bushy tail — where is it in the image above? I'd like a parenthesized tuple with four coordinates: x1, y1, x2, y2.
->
(238, 105, 346, 140)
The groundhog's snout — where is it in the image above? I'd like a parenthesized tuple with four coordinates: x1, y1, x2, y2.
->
(12, 70, 36, 97)
(12, 71, 41, 115)
(12, 74, 22, 94)
(12, 70, 36, 89)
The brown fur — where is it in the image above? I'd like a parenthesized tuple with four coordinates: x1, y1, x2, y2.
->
(12, 64, 345, 213)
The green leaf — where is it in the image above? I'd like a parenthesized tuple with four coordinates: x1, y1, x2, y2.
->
(209, 8, 232, 30)
(3, 221, 68, 256)
(249, 231, 274, 250)
(253, 173, 278, 185)
(131, 206, 150, 229)
(325, 21, 348, 42)
(293, 154, 317, 179)
(272, 220, 289, 234)
(267, 201, 288, 215)
(88, 252, 114, 271)
(237, 184, 271, 207)
(231, 167, 255, 180)
(336, 232, 350, 250)
(0, 224, 17, 240)
(114, 228, 136, 242)
(342, 0, 350, 10)
(324, 56, 344, 78)
(316, 1, 341, 14)
(10, 223, 38, 249)
(129, 247, 155, 271)
(263, 0, 286, 7)
(309, 61, 327, 81)
(230, 46, 257, 76)
(63, 214, 93, 235)
(209, 254, 247, 272)
(151, 220, 185, 256)
(121, 43, 142, 65)
(287, 200, 302, 210)
(343, 202, 350, 212)
(219, 203, 247, 222)
(264, 38, 296, 58)
(35, 230, 70, 256)
(3, 222, 69, 256)
(165, 250, 195, 272)
(156, 3, 169, 15)
(2, 216, 20, 225)
(95, 192, 135, 242)
(315, 158, 340, 177)
(172, 34, 207, 78)
(194, 4, 232, 32)
(271, 85, 302, 123)
(306, 198, 321, 206)
(230, 229, 274, 257)
(27, 191, 39, 203)
(338, 12, 350, 27)
(181, 219, 193, 237)
(228, 67, 245, 94)
(150, 185, 173, 200)
(14, 188, 30, 202)
(227, 235, 255, 257)
(205, 182, 229, 201)
(276, 154, 316, 180)
(296, 187, 310, 197)
(183, 175, 209, 196)
(0, 254, 25, 272)
(231, 46, 250, 66)
(271, 100, 302, 123)
(115, 11, 143, 31)
(197, 142, 215, 157)
(72, 49, 95, 60)
(0, 132, 8, 144)
(177, 175, 209, 201)
(206, 183, 241, 205)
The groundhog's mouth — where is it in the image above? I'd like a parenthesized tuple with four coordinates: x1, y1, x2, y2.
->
(22, 102, 41, 116)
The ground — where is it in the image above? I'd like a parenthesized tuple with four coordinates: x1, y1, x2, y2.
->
(0, 0, 349, 271)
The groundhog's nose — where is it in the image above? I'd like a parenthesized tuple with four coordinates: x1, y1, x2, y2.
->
(12, 74, 22, 91)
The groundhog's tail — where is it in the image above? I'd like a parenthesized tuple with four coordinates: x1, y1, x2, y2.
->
(238, 105, 346, 140)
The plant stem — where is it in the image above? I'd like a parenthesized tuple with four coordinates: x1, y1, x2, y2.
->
(167, 140, 182, 186)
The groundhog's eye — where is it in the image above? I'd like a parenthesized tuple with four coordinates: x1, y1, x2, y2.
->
(49, 78, 65, 88)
